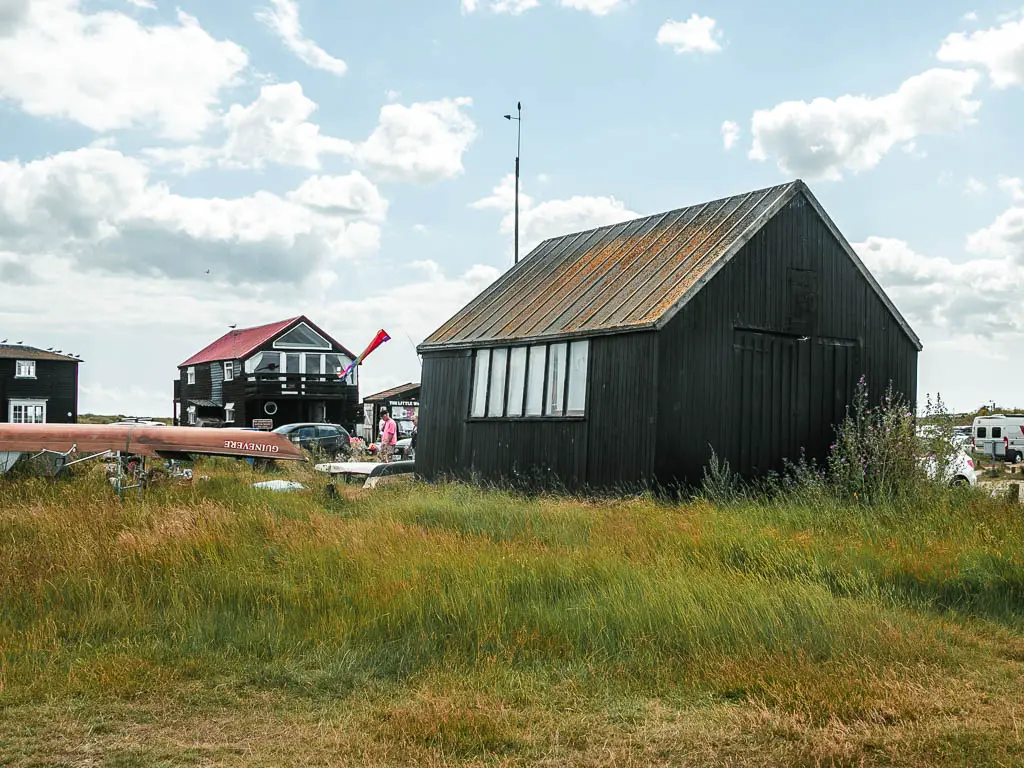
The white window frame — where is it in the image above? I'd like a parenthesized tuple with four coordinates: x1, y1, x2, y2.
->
(224, 402, 235, 423)
(15, 360, 36, 379)
(186, 366, 196, 385)
(272, 322, 332, 350)
(187, 405, 197, 425)
(9, 398, 46, 423)
(470, 340, 589, 420)
(224, 360, 234, 381)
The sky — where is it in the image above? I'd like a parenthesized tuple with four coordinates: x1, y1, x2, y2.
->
(1, 0, 1023, 416)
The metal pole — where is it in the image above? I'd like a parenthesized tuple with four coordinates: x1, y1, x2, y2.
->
(505, 103, 523, 266)
(514, 102, 521, 264)
(514, 155, 519, 265)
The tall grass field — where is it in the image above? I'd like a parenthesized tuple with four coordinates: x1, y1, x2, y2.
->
(1, 458, 1023, 766)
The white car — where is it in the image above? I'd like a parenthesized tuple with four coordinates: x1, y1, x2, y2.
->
(922, 449, 977, 487)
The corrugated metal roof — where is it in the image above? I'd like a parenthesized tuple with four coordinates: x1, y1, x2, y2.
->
(363, 382, 420, 402)
(0, 345, 81, 362)
(420, 180, 921, 352)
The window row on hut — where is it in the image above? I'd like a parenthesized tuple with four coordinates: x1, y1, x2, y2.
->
(469, 340, 589, 419)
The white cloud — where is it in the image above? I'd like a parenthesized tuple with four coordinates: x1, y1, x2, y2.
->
(855, 236, 1024, 340)
(938, 19, 1024, 88)
(558, 0, 630, 15)
(353, 97, 477, 184)
(286, 172, 388, 222)
(256, 0, 347, 76)
(141, 144, 221, 175)
(470, 172, 533, 212)
(0, 147, 385, 286)
(476, 0, 539, 14)
(966, 204, 1024, 261)
(472, 173, 637, 254)
(144, 82, 351, 172)
(964, 176, 987, 194)
(963, 11, 978, 21)
(144, 88, 475, 185)
(464, 0, 630, 14)
(656, 14, 723, 54)
(749, 68, 981, 180)
(998, 175, 1024, 202)
(126, 0, 156, 9)
(721, 120, 740, 150)
(220, 82, 352, 170)
(79, 382, 169, 418)
(0, 1, 247, 139)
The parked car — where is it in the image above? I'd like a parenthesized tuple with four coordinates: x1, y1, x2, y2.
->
(921, 446, 977, 487)
(109, 418, 166, 427)
(394, 437, 413, 460)
(272, 423, 351, 458)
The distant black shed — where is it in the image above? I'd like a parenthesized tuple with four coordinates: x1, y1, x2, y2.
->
(0, 345, 81, 424)
(416, 180, 921, 491)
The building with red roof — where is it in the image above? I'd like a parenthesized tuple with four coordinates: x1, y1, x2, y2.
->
(173, 316, 359, 431)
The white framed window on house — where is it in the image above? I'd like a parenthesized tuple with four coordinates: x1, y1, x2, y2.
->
(9, 399, 46, 423)
(245, 351, 355, 384)
(186, 366, 196, 385)
(468, 339, 590, 419)
(272, 322, 332, 350)
(224, 361, 234, 381)
(15, 360, 36, 379)
(224, 402, 235, 423)
(187, 405, 197, 425)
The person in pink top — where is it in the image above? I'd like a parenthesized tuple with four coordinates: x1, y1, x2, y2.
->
(379, 409, 397, 463)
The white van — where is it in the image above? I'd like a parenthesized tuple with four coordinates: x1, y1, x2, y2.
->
(972, 414, 1024, 463)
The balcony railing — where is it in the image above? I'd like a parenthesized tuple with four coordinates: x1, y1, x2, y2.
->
(241, 373, 354, 398)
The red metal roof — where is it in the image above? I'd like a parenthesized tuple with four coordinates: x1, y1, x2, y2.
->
(179, 317, 300, 367)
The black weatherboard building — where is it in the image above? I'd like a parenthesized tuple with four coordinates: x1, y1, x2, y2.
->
(0, 345, 81, 424)
(173, 316, 360, 431)
(417, 180, 921, 491)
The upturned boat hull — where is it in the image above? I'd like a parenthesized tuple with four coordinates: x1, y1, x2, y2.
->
(0, 423, 304, 464)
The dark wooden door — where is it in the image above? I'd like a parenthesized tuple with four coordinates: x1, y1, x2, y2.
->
(733, 330, 858, 476)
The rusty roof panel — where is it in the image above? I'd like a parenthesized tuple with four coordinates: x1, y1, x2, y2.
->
(499, 215, 656, 340)
(616, 187, 776, 326)
(420, 181, 801, 349)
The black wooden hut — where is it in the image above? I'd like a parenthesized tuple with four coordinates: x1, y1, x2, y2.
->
(0, 345, 81, 424)
(416, 180, 921, 491)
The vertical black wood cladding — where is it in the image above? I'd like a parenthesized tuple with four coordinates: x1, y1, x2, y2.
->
(0, 359, 79, 423)
(418, 333, 657, 491)
(656, 192, 918, 485)
(418, 350, 470, 481)
(584, 332, 657, 490)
